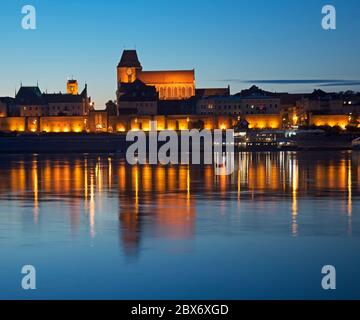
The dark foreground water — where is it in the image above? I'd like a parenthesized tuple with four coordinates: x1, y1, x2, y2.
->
(0, 151, 359, 299)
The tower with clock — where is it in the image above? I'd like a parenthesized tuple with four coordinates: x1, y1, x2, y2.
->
(117, 50, 143, 85)
(116, 49, 196, 105)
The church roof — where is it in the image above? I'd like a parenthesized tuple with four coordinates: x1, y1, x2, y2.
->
(196, 87, 230, 98)
(138, 70, 195, 84)
(43, 93, 84, 103)
(0, 97, 15, 104)
(15, 85, 88, 105)
(118, 50, 142, 68)
(16, 86, 44, 104)
(235, 85, 275, 98)
(80, 84, 88, 97)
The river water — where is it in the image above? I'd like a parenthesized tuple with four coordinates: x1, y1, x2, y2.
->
(0, 151, 359, 299)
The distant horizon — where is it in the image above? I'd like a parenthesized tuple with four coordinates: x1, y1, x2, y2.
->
(5, 77, 359, 109)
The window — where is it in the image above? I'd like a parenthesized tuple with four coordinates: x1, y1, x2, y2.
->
(187, 87, 192, 97)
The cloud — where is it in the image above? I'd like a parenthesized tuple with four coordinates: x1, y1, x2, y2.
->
(221, 79, 360, 86)
(319, 81, 360, 87)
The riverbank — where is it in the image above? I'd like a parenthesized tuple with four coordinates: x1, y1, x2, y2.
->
(0, 131, 358, 154)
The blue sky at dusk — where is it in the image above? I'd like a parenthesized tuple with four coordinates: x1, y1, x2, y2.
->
(0, 0, 359, 107)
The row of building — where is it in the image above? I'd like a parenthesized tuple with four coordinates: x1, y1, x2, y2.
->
(0, 50, 359, 133)
(0, 80, 92, 118)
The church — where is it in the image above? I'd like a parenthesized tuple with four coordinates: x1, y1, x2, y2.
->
(117, 50, 196, 102)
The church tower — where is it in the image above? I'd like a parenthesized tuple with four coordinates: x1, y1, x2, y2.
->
(117, 50, 143, 85)
(67, 79, 78, 95)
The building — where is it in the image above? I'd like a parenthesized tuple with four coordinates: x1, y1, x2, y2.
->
(296, 90, 344, 116)
(15, 81, 91, 117)
(116, 50, 230, 116)
(197, 86, 281, 116)
(196, 87, 230, 98)
(88, 110, 109, 132)
(1, 50, 359, 134)
(341, 92, 360, 115)
(0, 97, 16, 117)
(44, 84, 90, 116)
(117, 79, 158, 115)
(67, 79, 79, 95)
(117, 50, 195, 102)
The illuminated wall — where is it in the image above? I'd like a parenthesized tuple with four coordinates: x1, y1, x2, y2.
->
(67, 80, 79, 95)
(0, 117, 25, 132)
(154, 116, 166, 131)
(109, 116, 127, 132)
(0, 101, 7, 117)
(130, 117, 151, 131)
(245, 114, 282, 129)
(216, 116, 232, 130)
(88, 111, 108, 132)
(40, 116, 86, 133)
(310, 115, 350, 129)
(117, 67, 140, 84)
(27, 117, 39, 132)
(118, 68, 195, 100)
(102, 115, 281, 131)
(202, 117, 215, 130)
(2, 113, 357, 133)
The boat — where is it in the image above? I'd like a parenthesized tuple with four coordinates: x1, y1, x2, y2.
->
(234, 130, 298, 151)
(352, 137, 360, 150)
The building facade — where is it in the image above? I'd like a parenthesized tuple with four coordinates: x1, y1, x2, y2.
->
(197, 95, 281, 116)
(296, 90, 344, 116)
(15, 81, 91, 117)
(117, 79, 158, 115)
(117, 50, 195, 102)
(0, 97, 16, 117)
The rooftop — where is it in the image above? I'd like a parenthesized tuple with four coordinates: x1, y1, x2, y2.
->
(16, 86, 43, 104)
(118, 50, 142, 68)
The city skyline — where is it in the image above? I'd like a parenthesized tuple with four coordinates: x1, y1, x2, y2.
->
(1, 0, 360, 107)
(1, 0, 360, 303)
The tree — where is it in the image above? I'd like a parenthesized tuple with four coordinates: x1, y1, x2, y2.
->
(106, 100, 118, 116)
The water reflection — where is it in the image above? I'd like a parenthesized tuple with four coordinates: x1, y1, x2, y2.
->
(0, 151, 359, 257)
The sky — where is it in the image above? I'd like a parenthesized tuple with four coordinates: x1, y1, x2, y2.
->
(0, 0, 360, 107)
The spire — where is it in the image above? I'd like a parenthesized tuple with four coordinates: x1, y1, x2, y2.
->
(117, 50, 142, 69)
(80, 83, 88, 97)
